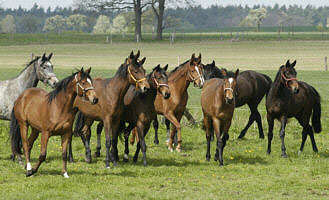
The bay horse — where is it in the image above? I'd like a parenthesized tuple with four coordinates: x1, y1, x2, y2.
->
(73, 64, 170, 166)
(202, 60, 272, 139)
(152, 53, 205, 152)
(71, 51, 150, 167)
(266, 60, 322, 157)
(10, 68, 97, 178)
(0, 53, 58, 120)
(201, 69, 239, 166)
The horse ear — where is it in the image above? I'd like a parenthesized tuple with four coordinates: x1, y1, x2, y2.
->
(290, 60, 297, 68)
(42, 53, 46, 61)
(80, 67, 84, 72)
(212, 60, 215, 66)
(163, 64, 168, 71)
(130, 51, 134, 59)
(153, 64, 160, 71)
(48, 53, 53, 60)
(285, 60, 290, 67)
(85, 67, 91, 75)
(138, 57, 146, 66)
(234, 69, 240, 79)
(221, 69, 227, 77)
(198, 53, 201, 60)
(136, 50, 140, 59)
(190, 53, 196, 63)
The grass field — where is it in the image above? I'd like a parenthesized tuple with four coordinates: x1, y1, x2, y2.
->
(0, 41, 328, 199)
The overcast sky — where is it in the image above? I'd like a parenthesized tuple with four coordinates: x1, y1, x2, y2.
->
(1, 0, 328, 9)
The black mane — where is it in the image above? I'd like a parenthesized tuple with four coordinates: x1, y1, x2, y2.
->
(115, 59, 128, 78)
(169, 60, 189, 75)
(274, 65, 285, 83)
(47, 70, 91, 103)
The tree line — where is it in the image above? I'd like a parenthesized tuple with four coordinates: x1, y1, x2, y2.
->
(0, 2, 328, 40)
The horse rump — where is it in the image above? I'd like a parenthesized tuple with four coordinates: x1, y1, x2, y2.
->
(10, 109, 22, 155)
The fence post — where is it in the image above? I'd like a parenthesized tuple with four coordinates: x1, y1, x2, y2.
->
(325, 56, 328, 71)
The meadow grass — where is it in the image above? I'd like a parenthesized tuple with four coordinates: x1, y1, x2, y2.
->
(0, 41, 328, 199)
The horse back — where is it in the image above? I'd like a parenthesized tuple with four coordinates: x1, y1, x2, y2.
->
(236, 70, 272, 107)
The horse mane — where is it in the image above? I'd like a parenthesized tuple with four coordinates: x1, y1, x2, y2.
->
(17, 56, 40, 76)
(115, 59, 129, 78)
(274, 65, 284, 84)
(169, 60, 189, 75)
(225, 69, 235, 78)
(47, 70, 91, 103)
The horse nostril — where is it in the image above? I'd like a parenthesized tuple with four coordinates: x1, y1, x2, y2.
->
(165, 93, 170, 99)
(93, 98, 98, 104)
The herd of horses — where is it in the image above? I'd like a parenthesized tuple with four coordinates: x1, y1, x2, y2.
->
(2, 51, 322, 177)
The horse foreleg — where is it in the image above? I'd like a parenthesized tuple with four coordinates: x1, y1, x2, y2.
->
(68, 135, 74, 163)
(19, 123, 30, 170)
(84, 126, 92, 163)
(212, 118, 223, 166)
(153, 116, 159, 145)
(103, 119, 112, 168)
(61, 132, 71, 178)
(266, 114, 274, 155)
(27, 128, 39, 158)
(123, 123, 134, 162)
(279, 116, 288, 158)
(30, 131, 50, 177)
(95, 122, 103, 157)
(164, 113, 181, 152)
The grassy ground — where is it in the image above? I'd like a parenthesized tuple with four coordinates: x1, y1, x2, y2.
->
(0, 41, 328, 199)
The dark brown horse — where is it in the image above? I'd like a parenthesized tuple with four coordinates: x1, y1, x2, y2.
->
(152, 53, 205, 152)
(71, 51, 150, 167)
(202, 60, 272, 139)
(266, 60, 322, 157)
(10, 68, 97, 177)
(201, 69, 239, 166)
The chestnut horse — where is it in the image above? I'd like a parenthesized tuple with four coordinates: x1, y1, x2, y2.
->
(202, 60, 272, 139)
(153, 53, 205, 152)
(71, 51, 150, 167)
(10, 68, 97, 177)
(266, 60, 322, 157)
(201, 69, 239, 166)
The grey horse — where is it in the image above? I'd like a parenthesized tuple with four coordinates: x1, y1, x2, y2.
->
(0, 53, 59, 120)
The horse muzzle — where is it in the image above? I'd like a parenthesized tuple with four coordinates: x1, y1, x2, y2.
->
(225, 98, 234, 105)
(47, 76, 59, 88)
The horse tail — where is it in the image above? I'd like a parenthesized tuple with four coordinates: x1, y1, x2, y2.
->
(311, 86, 322, 133)
(74, 111, 85, 137)
(263, 74, 273, 97)
(10, 109, 22, 155)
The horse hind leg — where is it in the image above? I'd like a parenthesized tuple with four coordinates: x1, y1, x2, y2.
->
(29, 131, 50, 177)
(153, 117, 159, 145)
(266, 114, 274, 155)
(18, 123, 32, 175)
(279, 116, 288, 158)
(254, 109, 264, 139)
(298, 127, 308, 155)
(238, 105, 257, 139)
(204, 116, 212, 161)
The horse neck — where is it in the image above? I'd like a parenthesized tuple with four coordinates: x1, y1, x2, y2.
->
(110, 73, 132, 103)
(169, 65, 190, 95)
(53, 82, 77, 113)
(272, 72, 289, 98)
(17, 62, 39, 88)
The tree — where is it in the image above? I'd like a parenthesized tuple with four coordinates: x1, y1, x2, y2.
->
(18, 15, 41, 33)
(77, 0, 152, 41)
(243, 8, 267, 32)
(43, 15, 67, 33)
(67, 14, 88, 32)
(93, 15, 112, 34)
(239, 15, 255, 27)
(1, 15, 16, 33)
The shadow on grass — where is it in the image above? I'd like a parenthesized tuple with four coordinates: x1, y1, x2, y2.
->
(226, 154, 268, 165)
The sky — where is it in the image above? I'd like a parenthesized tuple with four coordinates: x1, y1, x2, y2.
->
(1, 0, 328, 9)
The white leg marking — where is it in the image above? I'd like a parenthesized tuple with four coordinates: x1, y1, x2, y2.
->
(63, 172, 69, 178)
(26, 162, 32, 171)
(124, 154, 129, 160)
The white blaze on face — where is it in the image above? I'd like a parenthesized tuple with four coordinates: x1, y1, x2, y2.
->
(195, 66, 204, 85)
(228, 78, 233, 85)
(87, 78, 92, 85)
(46, 62, 52, 67)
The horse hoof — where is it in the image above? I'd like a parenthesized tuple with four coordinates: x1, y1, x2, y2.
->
(26, 170, 34, 177)
(206, 157, 210, 162)
(259, 135, 265, 139)
(168, 147, 173, 152)
(113, 162, 118, 167)
(298, 150, 302, 156)
(63, 172, 69, 178)
(176, 147, 182, 152)
(214, 157, 218, 162)
(10, 154, 15, 161)
(143, 161, 147, 166)
(123, 154, 129, 162)
(133, 157, 138, 163)
(85, 158, 92, 164)
(69, 158, 74, 163)
(219, 163, 224, 167)
(281, 154, 288, 158)
(154, 140, 159, 145)
(94, 152, 101, 158)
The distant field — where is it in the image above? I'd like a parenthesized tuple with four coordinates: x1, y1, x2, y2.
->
(0, 40, 328, 199)
(0, 40, 328, 71)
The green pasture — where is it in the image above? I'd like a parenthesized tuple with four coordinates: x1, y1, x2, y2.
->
(0, 40, 328, 199)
